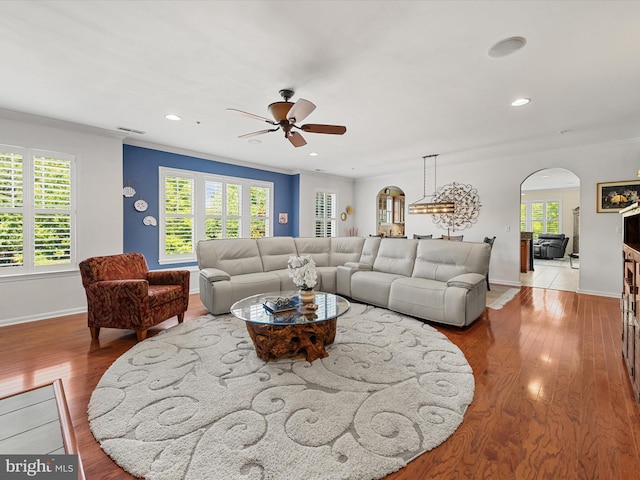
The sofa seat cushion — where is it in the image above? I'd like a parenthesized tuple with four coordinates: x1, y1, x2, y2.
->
(350, 271, 405, 308)
(148, 284, 183, 308)
(389, 278, 447, 323)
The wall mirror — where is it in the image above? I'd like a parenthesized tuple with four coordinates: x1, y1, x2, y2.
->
(376, 186, 405, 237)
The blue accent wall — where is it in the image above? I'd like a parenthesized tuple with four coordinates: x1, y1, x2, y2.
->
(123, 145, 299, 269)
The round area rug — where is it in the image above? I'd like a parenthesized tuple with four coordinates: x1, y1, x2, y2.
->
(88, 303, 474, 480)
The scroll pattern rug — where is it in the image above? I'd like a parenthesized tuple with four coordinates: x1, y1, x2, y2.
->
(88, 303, 474, 480)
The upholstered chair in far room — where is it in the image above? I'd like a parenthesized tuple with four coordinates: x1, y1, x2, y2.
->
(79, 253, 190, 341)
(532, 233, 569, 259)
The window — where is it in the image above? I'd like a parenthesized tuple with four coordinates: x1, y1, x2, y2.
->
(0, 145, 75, 275)
(315, 191, 336, 237)
(159, 167, 272, 263)
(521, 200, 560, 238)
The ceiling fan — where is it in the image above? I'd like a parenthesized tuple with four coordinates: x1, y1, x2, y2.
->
(227, 89, 346, 147)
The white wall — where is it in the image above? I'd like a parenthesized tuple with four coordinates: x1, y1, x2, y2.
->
(0, 112, 124, 326)
(298, 170, 356, 237)
(353, 139, 640, 297)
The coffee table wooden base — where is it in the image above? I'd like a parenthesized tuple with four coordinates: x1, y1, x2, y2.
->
(245, 318, 337, 363)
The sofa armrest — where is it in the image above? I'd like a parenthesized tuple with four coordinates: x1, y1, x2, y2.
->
(337, 264, 371, 297)
(447, 273, 485, 289)
(199, 268, 231, 283)
(343, 261, 373, 270)
(148, 270, 189, 286)
(86, 280, 150, 325)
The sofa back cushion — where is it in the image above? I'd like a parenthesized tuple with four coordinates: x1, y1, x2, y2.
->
(330, 237, 366, 266)
(294, 237, 331, 267)
(359, 237, 381, 266)
(412, 240, 490, 281)
(372, 238, 417, 276)
(196, 239, 263, 275)
(257, 237, 298, 271)
(80, 252, 148, 286)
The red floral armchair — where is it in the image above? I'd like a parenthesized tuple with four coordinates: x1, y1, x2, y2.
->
(79, 253, 190, 341)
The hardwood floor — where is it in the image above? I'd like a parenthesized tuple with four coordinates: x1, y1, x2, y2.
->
(0, 288, 637, 479)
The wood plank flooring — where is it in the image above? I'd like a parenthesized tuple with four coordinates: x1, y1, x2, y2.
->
(0, 288, 637, 480)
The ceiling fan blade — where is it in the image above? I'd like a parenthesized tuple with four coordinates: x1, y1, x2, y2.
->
(238, 127, 279, 139)
(227, 108, 278, 125)
(287, 131, 307, 147)
(300, 124, 347, 135)
(287, 98, 316, 123)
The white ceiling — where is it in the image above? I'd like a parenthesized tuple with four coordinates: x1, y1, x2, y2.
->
(1, 1, 639, 178)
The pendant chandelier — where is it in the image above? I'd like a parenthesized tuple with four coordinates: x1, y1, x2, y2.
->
(408, 154, 455, 214)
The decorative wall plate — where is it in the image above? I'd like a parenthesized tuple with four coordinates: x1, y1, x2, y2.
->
(134, 199, 148, 212)
(123, 185, 136, 197)
(346, 205, 353, 215)
(340, 212, 347, 221)
(143, 215, 157, 226)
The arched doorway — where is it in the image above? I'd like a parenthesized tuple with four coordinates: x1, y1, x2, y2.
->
(376, 186, 405, 237)
(520, 168, 580, 291)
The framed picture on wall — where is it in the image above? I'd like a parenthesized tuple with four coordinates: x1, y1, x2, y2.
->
(278, 213, 288, 224)
(596, 180, 640, 212)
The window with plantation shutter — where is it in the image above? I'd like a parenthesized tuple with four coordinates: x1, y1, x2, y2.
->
(250, 185, 269, 238)
(163, 174, 194, 261)
(315, 191, 336, 237)
(159, 167, 273, 264)
(521, 199, 561, 238)
(0, 145, 75, 275)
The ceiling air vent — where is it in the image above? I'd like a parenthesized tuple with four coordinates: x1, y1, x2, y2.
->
(117, 127, 146, 135)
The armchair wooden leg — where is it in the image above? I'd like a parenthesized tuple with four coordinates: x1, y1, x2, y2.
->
(90, 327, 100, 340)
(178, 312, 185, 324)
(136, 330, 148, 341)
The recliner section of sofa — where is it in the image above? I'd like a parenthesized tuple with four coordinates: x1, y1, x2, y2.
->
(337, 238, 490, 327)
(197, 236, 490, 327)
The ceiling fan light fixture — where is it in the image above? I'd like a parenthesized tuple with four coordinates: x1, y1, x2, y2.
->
(268, 101, 293, 122)
(229, 89, 345, 148)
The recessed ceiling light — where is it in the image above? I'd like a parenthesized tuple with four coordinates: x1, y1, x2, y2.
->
(165, 114, 181, 121)
(309, 152, 319, 157)
(511, 98, 531, 107)
(488, 36, 527, 58)
(247, 138, 262, 144)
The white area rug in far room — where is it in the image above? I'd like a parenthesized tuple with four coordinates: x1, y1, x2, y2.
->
(486, 285, 520, 310)
(88, 303, 474, 480)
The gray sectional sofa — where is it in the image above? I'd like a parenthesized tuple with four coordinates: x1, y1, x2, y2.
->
(196, 236, 491, 327)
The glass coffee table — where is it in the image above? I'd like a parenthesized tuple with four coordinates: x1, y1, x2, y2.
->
(230, 291, 350, 362)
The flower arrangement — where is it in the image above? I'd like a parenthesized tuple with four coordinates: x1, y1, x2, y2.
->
(287, 255, 317, 290)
